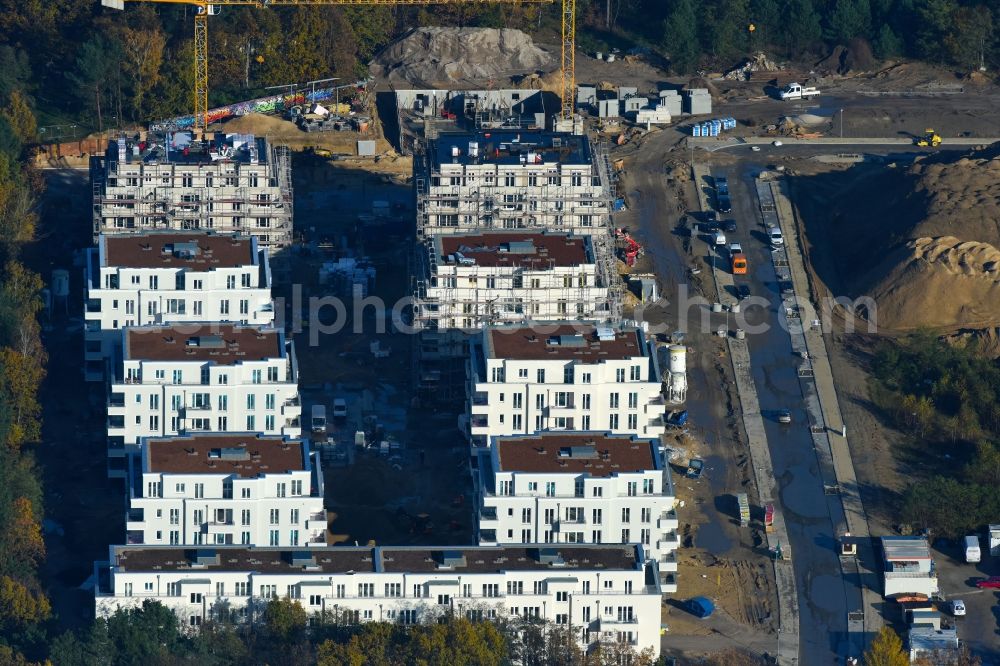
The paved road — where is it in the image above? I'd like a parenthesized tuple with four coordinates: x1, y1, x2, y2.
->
(719, 163, 853, 663)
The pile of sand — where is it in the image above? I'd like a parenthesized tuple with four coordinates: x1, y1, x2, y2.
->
(370, 28, 553, 86)
(812, 145, 1000, 332)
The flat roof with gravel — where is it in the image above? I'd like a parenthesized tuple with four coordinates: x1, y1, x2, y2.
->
(124, 324, 283, 365)
(143, 434, 306, 478)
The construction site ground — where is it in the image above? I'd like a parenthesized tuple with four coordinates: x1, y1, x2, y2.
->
(611, 136, 781, 660)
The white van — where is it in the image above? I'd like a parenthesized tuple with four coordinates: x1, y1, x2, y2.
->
(311, 405, 327, 433)
(965, 535, 981, 563)
(768, 227, 784, 247)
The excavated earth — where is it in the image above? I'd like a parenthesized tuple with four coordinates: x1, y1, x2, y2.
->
(798, 144, 1000, 335)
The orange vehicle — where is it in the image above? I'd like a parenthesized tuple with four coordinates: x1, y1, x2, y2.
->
(731, 252, 748, 275)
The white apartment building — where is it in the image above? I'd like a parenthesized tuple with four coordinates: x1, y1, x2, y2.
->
(126, 434, 325, 549)
(84, 232, 274, 382)
(881, 536, 939, 598)
(415, 131, 609, 238)
(466, 323, 666, 448)
(475, 432, 678, 593)
(414, 231, 611, 332)
(91, 132, 293, 251)
(106, 324, 300, 478)
(94, 543, 662, 656)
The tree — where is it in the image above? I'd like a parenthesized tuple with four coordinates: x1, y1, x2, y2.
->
(264, 597, 308, 643)
(2, 91, 36, 146)
(944, 5, 992, 70)
(104, 601, 185, 665)
(67, 35, 121, 132)
(0, 575, 50, 628)
(781, 0, 823, 54)
(0, 47, 31, 103)
(117, 26, 166, 119)
(661, 0, 700, 73)
(825, 0, 873, 43)
(873, 24, 904, 58)
(864, 627, 908, 666)
(0, 348, 43, 449)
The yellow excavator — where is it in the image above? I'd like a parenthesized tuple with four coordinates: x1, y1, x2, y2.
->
(916, 128, 942, 147)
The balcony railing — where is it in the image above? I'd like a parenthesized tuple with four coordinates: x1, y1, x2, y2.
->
(471, 392, 489, 406)
(480, 507, 498, 521)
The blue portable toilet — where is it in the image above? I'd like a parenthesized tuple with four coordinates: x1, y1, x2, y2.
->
(687, 597, 716, 618)
(691, 124, 701, 137)
(727, 117, 737, 130)
(709, 122, 720, 137)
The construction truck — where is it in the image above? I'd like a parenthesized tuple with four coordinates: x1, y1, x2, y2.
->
(779, 82, 820, 100)
(916, 128, 942, 147)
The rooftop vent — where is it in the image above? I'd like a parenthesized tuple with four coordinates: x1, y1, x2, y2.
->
(547, 334, 586, 348)
(163, 242, 201, 259)
(534, 548, 565, 566)
(191, 549, 219, 566)
(186, 335, 225, 348)
(596, 326, 616, 342)
(559, 445, 598, 459)
(290, 551, 316, 567)
(210, 446, 249, 461)
(501, 240, 536, 255)
(436, 550, 467, 569)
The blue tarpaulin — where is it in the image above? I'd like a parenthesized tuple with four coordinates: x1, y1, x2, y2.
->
(687, 596, 715, 618)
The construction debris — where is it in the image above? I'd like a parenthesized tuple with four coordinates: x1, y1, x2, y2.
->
(724, 52, 779, 81)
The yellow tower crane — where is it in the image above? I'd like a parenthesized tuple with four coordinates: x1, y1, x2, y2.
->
(101, 0, 576, 130)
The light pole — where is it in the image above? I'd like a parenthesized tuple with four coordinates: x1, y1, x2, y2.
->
(840, 108, 844, 138)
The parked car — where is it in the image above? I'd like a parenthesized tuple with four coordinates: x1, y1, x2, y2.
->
(952, 599, 966, 616)
(769, 227, 784, 247)
(712, 231, 727, 246)
(736, 284, 751, 300)
(724, 219, 738, 233)
(714, 176, 729, 196)
(728, 242, 743, 255)
(717, 194, 732, 214)
(976, 576, 1000, 589)
(332, 398, 348, 419)
(777, 409, 792, 424)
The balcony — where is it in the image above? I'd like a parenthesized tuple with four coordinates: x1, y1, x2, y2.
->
(657, 531, 681, 552)
(86, 299, 102, 314)
(657, 509, 679, 531)
(126, 508, 144, 528)
(108, 393, 126, 408)
(659, 551, 678, 573)
(185, 403, 212, 411)
(307, 535, 327, 546)
(659, 571, 678, 593)
(479, 506, 498, 522)
(306, 511, 328, 531)
(479, 529, 497, 544)
(471, 392, 489, 406)
(126, 531, 144, 545)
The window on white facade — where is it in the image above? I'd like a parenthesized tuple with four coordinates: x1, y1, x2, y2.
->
(269, 530, 279, 546)
(609, 414, 619, 430)
(628, 414, 637, 430)
(630, 365, 641, 380)
(545, 482, 556, 497)
(616, 368, 626, 382)
(270, 509, 279, 525)
(292, 480, 303, 496)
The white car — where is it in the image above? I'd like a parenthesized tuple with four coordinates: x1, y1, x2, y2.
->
(768, 227, 784, 247)
(712, 231, 727, 246)
(772, 140, 783, 147)
(728, 242, 743, 255)
(332, 398, 348, 419)
(952, 599, 966, 616)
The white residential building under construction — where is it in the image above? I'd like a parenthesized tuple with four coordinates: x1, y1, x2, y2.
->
(91, 132, 293, 253)
(413, 231, 613, 332)
(414, 131, 610, 238)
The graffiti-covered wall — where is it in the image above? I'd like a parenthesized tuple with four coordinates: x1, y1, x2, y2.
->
(150, 81, 367, 131)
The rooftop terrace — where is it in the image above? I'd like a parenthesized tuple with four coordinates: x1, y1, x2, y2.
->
(435, 232, 591, 269)
(493, 432, 660, 478)
(483, 323, 648, 362)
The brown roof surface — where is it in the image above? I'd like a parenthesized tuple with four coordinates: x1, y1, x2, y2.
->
(113, 546, 374, 574)
(111, 544, 641, 574)
(437, 233, 591, 269)
(380, 545, 640, 573)
(486, 324, 646, 362)
(124, 324, 282, 364)
(103, 232, 255, 269)
(144, 434, 305, 478)
(494, 433, 658, 477)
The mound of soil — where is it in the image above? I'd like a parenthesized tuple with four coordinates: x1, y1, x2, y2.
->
(803, 144, 1000, 332)
(370, 27, 553, 86)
